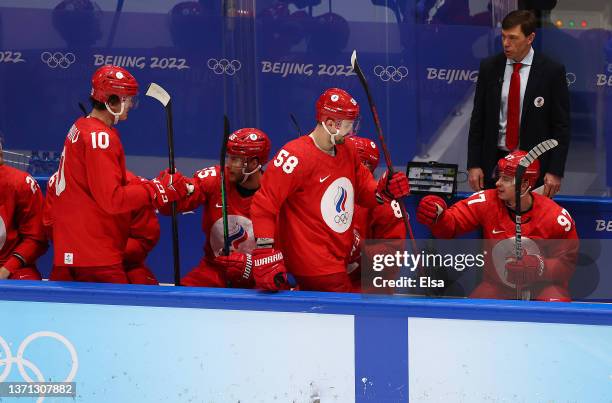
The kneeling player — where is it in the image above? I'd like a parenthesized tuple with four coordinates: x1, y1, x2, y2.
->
(0, 138, 47, 280)
(160, 128, 278, 289)
(416, 151, 578, 301)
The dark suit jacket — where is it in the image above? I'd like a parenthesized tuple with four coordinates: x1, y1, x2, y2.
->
(467, 51, 570, 185)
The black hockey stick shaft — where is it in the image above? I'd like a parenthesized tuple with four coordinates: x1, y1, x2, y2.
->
(220, 116, 231, 256)
(106, 0, 125, 48)
(145, 83, 181, 286)
(351, 50, 416, 243)
(166, 100, 182, 286)
(78, 102, 87, 116)
(290, 113, 303, 137)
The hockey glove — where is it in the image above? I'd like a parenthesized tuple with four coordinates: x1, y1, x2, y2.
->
(376, 171, 410, 203)
(505, 253, 545, 286)
(252, 248, 290, 291)
(416, 195, 448, 227)
(215, 252, 253, 283)
(146, 169, 189, 209)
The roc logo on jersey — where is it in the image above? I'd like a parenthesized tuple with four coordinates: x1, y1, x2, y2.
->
(210, 215, 256, 256)
(320, 177, 354, 233)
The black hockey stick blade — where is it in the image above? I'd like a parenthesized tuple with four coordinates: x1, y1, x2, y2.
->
(220, 115, 231, 256)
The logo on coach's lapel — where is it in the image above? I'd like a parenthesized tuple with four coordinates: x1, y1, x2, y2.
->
(534, 96, 544, 108)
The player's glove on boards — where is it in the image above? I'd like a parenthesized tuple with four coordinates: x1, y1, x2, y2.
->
(252, 248, 290, 291)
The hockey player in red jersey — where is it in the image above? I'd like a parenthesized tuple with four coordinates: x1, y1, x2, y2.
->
(416, 151, 578, 301)
(45, 170, 160, 284)
(251, 88, 410, 292)
(0, 138, 47, 280)
(159, 128, 272, 288)
(346, 136, 406, 291)
(50, 65, 190, 283)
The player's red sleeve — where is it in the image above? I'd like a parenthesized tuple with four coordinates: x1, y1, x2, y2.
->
(123, 206, 160, 265)
(42, 172, 58, 240)
(251, 149, 303, 239)
(353, 150, 378, 209)
(4, 176, 48, 273)
(84, 135, 151, 215)
(370, 202, 407, 239)
(431, 192, 483, 238)
(541, 209, 579, 284)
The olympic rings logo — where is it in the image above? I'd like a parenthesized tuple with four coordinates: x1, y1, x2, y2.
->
(373, 65, 408, 82)
(566, 72, 576, 86)
(334, 212, 350, 224)
(0, 331, 78, 402)
(40, 52, 76, 69)
(207, 58, 241, 76)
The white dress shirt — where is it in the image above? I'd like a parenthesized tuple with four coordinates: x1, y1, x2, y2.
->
(498, 47, 534, 150)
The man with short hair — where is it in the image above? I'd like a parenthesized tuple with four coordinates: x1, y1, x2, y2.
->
(251, 88, 410, 292)
(50, 65, 190, 283)
(468, 10, 570, 197)
(418, 151, 579, 301)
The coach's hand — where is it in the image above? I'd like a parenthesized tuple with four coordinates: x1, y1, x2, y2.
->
(468, 168, 484, 191)
(543, 173, 561, 198)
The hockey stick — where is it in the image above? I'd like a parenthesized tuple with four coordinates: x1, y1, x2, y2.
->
(220, 116, 231, 256)
(290, 113, 303, 137)
(350, 50, 416, 243)
(513, 139, 558, 300)
(145, 83, 182, 286)
(106, 0, 125, 48)
(78, 102, 88, 116)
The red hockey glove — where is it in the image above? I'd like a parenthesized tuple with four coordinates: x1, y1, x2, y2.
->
(376, 171, 410, 203)
(215, 252, 253, 283)
(416, 195, 448, 227)
(146, 169, 189, 209)
(252, 248, 290, 291)
(505, 253, 545, 286)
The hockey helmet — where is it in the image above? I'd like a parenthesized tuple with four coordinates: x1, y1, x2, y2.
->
(91, 65, 139, 103)
(497, 150, 540, 188)
(227, 128, 272, 165)
(315, 88, 359, 123)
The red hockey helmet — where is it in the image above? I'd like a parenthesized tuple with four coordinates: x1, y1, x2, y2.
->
(497, 150, 540, 188)
(348, 136, 380, 171)
(91, 65, 139, 103)
(227, 128, 271, 165)
(315, 88, 359, 122)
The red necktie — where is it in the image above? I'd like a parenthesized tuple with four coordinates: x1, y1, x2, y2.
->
(505, 62, 522, 151)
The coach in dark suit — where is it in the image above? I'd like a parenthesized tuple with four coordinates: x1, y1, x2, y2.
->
(467, 10, 570, 197)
